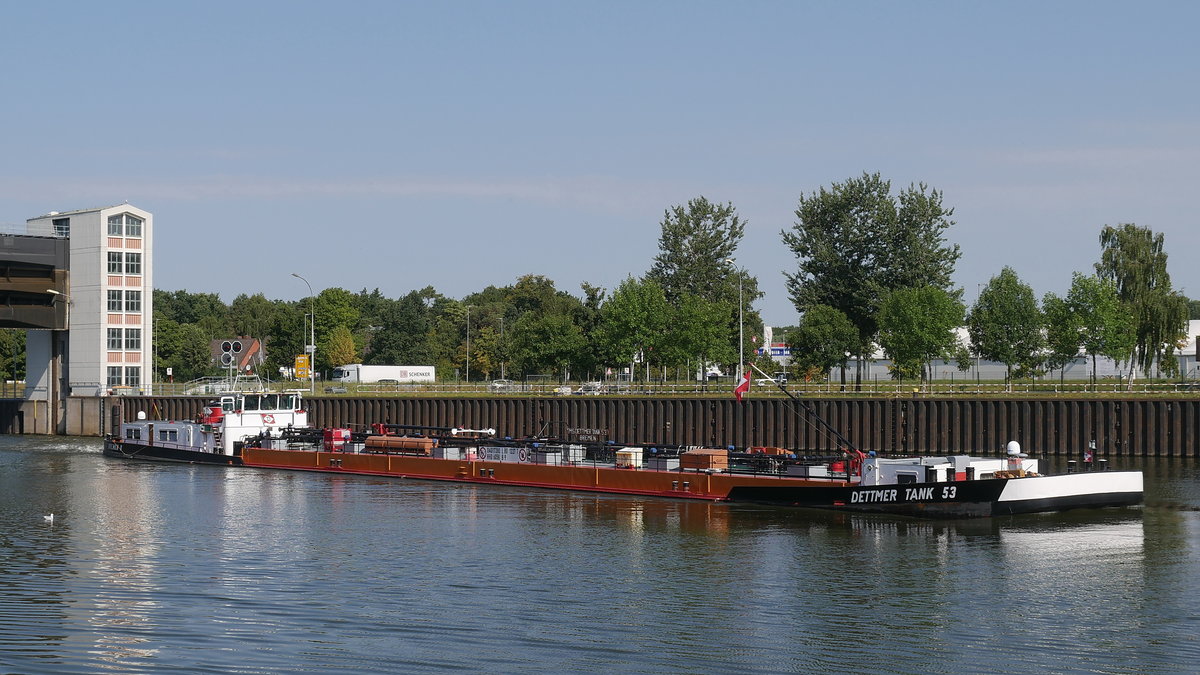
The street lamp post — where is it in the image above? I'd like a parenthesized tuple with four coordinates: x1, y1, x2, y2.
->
(291, 273, 315, 394)
(724, 260, 744, 377)
(46, 289, 70, 329)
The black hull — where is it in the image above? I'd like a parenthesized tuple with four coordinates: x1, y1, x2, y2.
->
(727, 473, 1143, 518)
(103, 438, 242, 466)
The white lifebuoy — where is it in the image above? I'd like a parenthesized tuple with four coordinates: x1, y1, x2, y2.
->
(262, 414, 275, 424)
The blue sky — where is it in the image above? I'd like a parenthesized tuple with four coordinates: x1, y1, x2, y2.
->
(2, 1, 1197, 326)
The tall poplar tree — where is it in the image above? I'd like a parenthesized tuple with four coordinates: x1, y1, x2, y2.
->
(1095, 224, 1188, 377)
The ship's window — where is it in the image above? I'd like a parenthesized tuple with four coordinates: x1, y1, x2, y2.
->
(158, 429, 178, 442)
(221, 398, 235, 412)
(243, 396, 260, 411)
(896, 473, 918, 484)
(261, 394, 278, 410)
(281, 394, 296, 410)
(125, 427, 142, 440)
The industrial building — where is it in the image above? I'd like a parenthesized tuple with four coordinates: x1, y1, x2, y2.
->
(1, 204, 153, 433)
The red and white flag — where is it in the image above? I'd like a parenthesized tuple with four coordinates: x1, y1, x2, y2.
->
(734, 370, 751, 402)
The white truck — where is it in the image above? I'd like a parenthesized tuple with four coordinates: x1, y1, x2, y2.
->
(331, 364, 436, 384)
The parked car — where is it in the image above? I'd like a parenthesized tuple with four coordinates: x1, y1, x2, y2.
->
(575, 381, 608, 395)
(755, 372, 789, 386)
(488, 379, 518, 393)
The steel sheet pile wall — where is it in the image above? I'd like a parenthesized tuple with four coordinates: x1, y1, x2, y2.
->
(116, 396, 1200, 457)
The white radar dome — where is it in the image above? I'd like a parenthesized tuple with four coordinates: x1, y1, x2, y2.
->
(1006, 441, 1021, 456)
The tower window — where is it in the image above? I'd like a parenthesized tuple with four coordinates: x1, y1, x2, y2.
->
(108, 213, 143, 237)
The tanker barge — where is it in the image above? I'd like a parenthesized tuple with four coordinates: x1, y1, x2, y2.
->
(104, 390, 1143, 519)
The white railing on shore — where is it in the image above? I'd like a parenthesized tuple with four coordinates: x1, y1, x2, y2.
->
(136, 379, 1200, 398)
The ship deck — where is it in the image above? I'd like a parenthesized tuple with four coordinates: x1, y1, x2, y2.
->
(241, 448, 851, 501)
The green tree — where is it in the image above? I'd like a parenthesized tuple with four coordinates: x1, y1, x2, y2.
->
(1041, 292, 1081, 377)
(784, 305, 859, 382)
(646, 197, 762, 371)
(509, 313, 587, 380)
(0, 329, 26, 391)
(574, 282, 607, 379)
(312, 288, 360, 371)
(228, 293, 278, 341)
(1095, 224, 1189, 377)
(154, 318, 214, 381)
(507, 274, 583, 319)
(1062, 273, 1136, 382)
(365, 291, 434, 366)
(324, 325, 358, 367)
(783, 173, 960, 381)
(261, 302, 307, 378)
(467, 325, 501, 380)
(155, 290, 229, 329)
(662, 294, 734, 378)
(877, 287, 965, 381)
(967, 267, 1045, 380)
(594, 277, 669, 378)
(646, 197, 749, 304)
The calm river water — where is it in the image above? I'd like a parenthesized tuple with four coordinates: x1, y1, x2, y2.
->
(1, 436, 1197, 675)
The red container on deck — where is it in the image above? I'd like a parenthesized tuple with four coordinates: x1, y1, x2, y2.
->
(324, 428, 351, 451)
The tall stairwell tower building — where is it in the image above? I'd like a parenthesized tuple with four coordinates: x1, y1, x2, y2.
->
(19, 204, 154, 408)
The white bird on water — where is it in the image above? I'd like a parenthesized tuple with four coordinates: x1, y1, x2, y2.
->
(43, 513, 54, 523)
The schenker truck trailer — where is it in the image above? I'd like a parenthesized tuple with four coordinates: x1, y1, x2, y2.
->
(331, 364, 436, 383)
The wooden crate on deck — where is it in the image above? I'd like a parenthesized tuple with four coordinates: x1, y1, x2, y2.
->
(681, 448, 728, 470)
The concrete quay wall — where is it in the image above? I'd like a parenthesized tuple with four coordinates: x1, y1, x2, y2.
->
(91, 395, 1200, 458)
